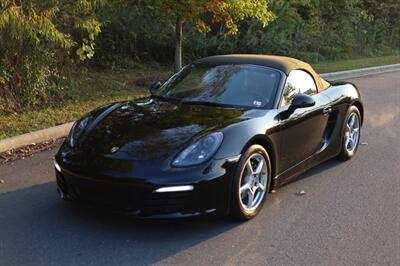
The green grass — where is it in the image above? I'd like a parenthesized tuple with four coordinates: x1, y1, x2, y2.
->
(1, 54, 400, 141)
(0, 65, 172, 140)
(313, 54, 400, 73)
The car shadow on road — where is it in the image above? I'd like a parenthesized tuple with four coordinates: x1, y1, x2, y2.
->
(277, 158, 343, 189)
(0, 181, 242, 265)
(0, 158, 344, 265)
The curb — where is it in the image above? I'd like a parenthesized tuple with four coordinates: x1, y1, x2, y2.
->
(320, 63, 400, 80)
(1, 63, 400, 153)
(0, 123, 74, 153)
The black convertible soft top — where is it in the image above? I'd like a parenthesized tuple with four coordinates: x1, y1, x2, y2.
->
(195, 54, 330, 91)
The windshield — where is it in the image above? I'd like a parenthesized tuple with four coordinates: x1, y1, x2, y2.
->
(156, 63, 281, 109)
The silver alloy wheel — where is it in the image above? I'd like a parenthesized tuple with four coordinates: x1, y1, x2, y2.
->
(239, 153, 268, 213)
(344, 112, 360, 153)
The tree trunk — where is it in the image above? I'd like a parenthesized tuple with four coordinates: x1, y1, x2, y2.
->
(174, 17, 183, 73)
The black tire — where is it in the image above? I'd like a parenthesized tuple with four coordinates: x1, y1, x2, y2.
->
(230, 144, 271, 220)
(338, 105, 361, 161)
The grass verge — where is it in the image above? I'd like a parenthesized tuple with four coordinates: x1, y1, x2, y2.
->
(1, 54, 399, 141)
(314, 54, 400, 73)
(0, 65, 171, 140)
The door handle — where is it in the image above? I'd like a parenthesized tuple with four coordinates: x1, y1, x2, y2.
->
(323, 106, 332, 115)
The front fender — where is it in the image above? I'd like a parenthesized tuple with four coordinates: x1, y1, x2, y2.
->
(214, 109, 280, 160)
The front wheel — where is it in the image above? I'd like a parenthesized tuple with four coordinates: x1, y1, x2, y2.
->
(338, 105, 361, 160)
(230, 145, 271, 220)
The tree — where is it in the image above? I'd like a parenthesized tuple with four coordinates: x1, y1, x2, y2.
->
(0, 0, 101, 112)
(162, 0, 275, 72)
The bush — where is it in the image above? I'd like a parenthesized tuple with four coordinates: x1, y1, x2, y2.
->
(0, 0, 100, 114)
(92, 0, 400, 66)
(1, 0, 400, 114)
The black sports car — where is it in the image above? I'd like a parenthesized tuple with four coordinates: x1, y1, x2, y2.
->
(55, 55, 363, 219)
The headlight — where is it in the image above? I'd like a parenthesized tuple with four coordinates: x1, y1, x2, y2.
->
(172, 132, 223, 167)
(67, 116, 90, 147)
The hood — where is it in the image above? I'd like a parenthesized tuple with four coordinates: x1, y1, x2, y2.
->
(79, 98, 248, 160)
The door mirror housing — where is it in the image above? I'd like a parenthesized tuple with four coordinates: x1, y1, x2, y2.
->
(289, 93, 315, 111)
(150, 81, 162, 95)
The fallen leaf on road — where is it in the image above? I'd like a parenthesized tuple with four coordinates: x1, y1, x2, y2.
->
(0, 138, 65, 165)
(297, 190, 306, 196)
(0, 179, 4, 184)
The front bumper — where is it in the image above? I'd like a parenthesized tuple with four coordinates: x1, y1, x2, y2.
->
(55, 159, 236, 218)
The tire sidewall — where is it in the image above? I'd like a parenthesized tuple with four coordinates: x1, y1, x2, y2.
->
(340, 105, 361, 160)
(231, 144, 271, 220)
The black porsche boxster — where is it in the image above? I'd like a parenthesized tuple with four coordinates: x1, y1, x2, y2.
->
(55, 55, 363, 219)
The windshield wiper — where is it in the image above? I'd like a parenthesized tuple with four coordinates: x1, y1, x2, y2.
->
(152, 94, 180, 103)
(181, 100, 238, 109)
(154, 96, 247, 109)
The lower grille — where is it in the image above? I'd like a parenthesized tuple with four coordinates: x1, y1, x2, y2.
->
(57, 171, 195, 215)
(143, 191, 193, 214)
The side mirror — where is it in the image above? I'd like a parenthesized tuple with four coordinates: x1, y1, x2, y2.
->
(150, 81, 162, 95)
(289, 93, 315, 111)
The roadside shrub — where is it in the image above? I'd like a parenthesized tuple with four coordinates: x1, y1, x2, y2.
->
(0, 0, 100, 114)
(93, 0, 400, 66)
(1, 0, 400, 115)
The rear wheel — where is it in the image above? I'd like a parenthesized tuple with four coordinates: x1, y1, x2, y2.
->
(230, 145, 271, 220)
(338, 105, 361, 160)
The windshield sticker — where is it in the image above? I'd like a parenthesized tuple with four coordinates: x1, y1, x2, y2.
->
(253, 100, 262, 107)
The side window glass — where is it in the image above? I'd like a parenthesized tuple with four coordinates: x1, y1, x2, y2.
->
(280, 70, 317, 107)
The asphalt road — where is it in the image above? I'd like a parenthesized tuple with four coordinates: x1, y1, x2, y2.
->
(1, 72, 399, 266)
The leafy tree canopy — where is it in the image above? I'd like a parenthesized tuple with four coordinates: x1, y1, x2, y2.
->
(162, 0, 275, 34)
(0, 0, 101, 112)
